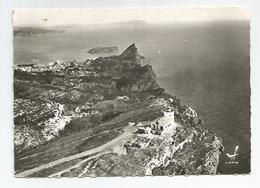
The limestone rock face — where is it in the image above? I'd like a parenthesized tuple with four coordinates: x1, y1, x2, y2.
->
(120, 43, 145, 63)
(14, 44, 223, 177)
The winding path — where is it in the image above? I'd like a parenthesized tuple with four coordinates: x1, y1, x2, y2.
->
(15, 126, 137, 178)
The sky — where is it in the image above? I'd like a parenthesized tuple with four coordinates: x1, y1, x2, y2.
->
(13, 7, 250, 27)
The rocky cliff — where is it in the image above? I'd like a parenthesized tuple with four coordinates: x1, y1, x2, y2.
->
(14, 43, 223, 177)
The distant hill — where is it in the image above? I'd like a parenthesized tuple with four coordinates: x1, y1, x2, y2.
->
(109, 19, 148, 26)
(13, 26, 64, 37)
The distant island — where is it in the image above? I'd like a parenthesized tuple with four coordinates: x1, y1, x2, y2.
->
(87, 46, 119, 54)
(14, 26, 64, 37)
(110, 19, 148, 26)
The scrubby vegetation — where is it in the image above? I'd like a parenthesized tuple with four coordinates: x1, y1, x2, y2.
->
(14, 44, 223, 177)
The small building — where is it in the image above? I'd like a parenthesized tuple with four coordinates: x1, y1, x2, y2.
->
(150, 109, 175, 135)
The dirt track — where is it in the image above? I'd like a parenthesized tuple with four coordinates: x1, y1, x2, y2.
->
(15, 126, 137, 177)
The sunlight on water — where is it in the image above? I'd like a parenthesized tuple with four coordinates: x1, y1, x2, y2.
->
(14, 21, 250, 174)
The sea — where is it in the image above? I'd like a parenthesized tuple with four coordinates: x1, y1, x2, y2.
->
(14, 21, 250, 174)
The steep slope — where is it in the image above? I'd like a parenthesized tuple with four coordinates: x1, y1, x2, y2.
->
(14, 43, 223, 177)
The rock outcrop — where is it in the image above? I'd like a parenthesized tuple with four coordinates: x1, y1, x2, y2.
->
(120, 43, 145, 63)
(14, 44, 223, 177)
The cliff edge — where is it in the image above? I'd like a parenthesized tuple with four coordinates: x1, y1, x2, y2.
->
(14, 44, 223, 177)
